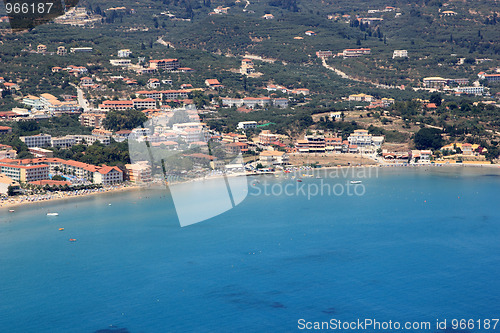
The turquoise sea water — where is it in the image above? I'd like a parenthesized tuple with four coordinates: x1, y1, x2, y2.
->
(0, 167, 499, 333)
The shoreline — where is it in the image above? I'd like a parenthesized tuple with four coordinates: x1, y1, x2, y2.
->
(2, 184, 142, 211)
(3, 162, 498, 212)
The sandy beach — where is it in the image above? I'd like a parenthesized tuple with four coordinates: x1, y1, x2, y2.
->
(1, 184, 142, 211)
(2, 160, 498, 212)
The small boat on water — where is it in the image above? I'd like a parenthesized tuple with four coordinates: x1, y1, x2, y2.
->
(8, 209, 15, 212)
(350, 180, 362, 184)
(58, 228, 64, 231)
(47, 212, 59, 216)
(69, 238, 77, 242)
(297, 179, 303, 182)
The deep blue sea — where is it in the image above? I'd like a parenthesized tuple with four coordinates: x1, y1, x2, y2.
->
(1, 167, 499, 333)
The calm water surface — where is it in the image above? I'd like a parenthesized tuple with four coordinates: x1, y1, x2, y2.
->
(0, 167, 499, 332)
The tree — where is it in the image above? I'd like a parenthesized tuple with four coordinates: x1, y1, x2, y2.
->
(52, 175, 66, 181)
(429, 93, 442, 106)
(414, 128, 443, 150)
(7, 185, 16, 196)
(102, 109, 148, 131)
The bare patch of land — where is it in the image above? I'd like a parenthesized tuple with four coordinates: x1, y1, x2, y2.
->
(289, 153, 377, 167)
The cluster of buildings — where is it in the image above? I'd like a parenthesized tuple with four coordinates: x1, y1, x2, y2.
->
(51, 64, 88, 75)
(53, 7, 101, 26)
(0, 157, 123, 185)
(422, 77, 486, 95)
(347, 93, 395, 108)
(221, 97, 289, 109)
(342, 48, 371, 58)
(294, 130, 384, 154)
(316, 48, 372, 59)
(22, 93, 80, 114)
(478, 72, 500, 83)
(266, 85, 310, 95)
(20, 132, 111, 149)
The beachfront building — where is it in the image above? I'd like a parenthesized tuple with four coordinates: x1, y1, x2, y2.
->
(0, 163, 49, 182)
(259, 151, 289, 166)
(304, 134, 326, 153)
(410, 150, 432, 163)
(0, 174, 19, 195)
(125, 162, 152, 183)
(325, 137, 343, 153)
(93, 166, 123, 185)
(347, 129, 384, 153)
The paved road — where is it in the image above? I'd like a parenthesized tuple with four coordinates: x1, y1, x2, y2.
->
(72, 83, 90, 112)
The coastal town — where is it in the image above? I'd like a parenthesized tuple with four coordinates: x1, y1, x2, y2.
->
(0, 2, 499, 203)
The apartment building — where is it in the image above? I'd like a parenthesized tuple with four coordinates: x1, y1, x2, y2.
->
(118, 49, 132, 57)
(20, 134, 52, 148)
(423, 77, 448, 88)
(241, 59, 255, 75)
(125, 162, 152, 183)
(316, 50, 333, 59)
(392, 50, 408, 58)
(349, 93, 374, 102)
(94, 166, 123, 185)
(110, 59, 132, 67)
(99, 100, 134, 110)
(348, 129, 384, 153)
(237, 121, 258, 130)
(149, 59, 179, 71)
(304, 134, 326, 153)
(259, 151, 290, 166)
(259, 130, 278, 145)
(343, 48, 371, 58)
(79, 113, 106, 128)
(455, 86, 485, 95)
(0, 163, 49, 182)
(51, 136, 76, 148)
(133, 98, 157, 109)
